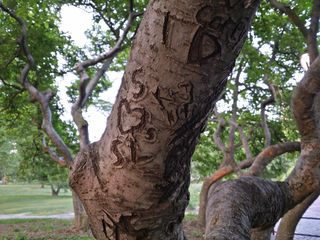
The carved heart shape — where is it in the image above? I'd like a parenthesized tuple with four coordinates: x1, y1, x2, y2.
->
(118, 99, 145, 134)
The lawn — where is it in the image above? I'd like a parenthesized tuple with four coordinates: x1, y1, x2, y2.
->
(0, 182, 202, 216)
(0, 218, 93, 239)
(0, 184, 73, 215)
(0, 215, 204, 240)
(0, 183, 204, 239)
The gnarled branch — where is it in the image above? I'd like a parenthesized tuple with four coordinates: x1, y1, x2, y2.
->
(0, 2, 73, 166)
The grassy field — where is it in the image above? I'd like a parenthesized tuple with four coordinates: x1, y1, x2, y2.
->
(0, 218, 93, 239)
(0, 184, 73, 215)
(0, 215, 203, 240)
(0, 183, 202, 216)
(0, 183, 204, 239)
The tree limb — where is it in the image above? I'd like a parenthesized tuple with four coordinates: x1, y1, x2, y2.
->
(42, 137, 67, 167)
(308, 0, 320, 61)
(206, 57, 320, 239)
(230, 121, 253, 159)
(247, 141, 300, 176)
(213, 114, 227, 152)
(75, 10, 141, 69)
(72, 5, 140, 148)
(0, 2, 73, 166)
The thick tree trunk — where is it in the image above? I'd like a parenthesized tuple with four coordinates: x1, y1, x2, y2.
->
(275, 191, 319, 240)
(205, 58, 320, 239)
(69, 0, 260, 239)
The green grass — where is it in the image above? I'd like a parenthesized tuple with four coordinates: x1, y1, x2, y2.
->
(0, 182, 202, 216)
(0, 183, 203, 239)
(0, 184, 73, 215)
(0, 218, 93, 239)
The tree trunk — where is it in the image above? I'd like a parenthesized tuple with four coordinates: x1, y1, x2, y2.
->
(72, 190, 89, 231)
(275, 191, 319, 240)
(69, 0, 260, 239)
(51, 184, 61, 196)
(205, 57, 320, 239)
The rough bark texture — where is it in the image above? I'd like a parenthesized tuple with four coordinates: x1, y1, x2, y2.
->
(70, 0, 261, 239)
(198, 141, 300, 227)
(275, 191, 319, 240)
(205, 177, 293, 239)
(205, 57, 320, 239)
(73, 191, 89, 231)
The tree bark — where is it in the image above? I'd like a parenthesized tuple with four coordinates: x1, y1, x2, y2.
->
(51, 184, 61, 196)
(70, 0, 261, 239)
(205, 57, 320, 239)
(72, 190, 89, 232)
(275, 191, 319, 240)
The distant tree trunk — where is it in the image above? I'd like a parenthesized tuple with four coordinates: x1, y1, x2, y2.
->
(50, 184, 61, 196)
(275, 191, 319, 240)
(72, 191, 89, 232)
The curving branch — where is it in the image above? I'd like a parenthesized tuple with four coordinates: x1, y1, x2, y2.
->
(212, 110, 227, 152)
(230, 121, 253, 159)
(72, 6, 141, 149)
(309, 0, 320, 61)
(275, 191, 320, 240)
(227, 59, 245, 163)
(198, 141, 300, 226)
(0, 2, 73, 166)
(260, 83, 276, 147)
(260, 41, 278, 147)
(42, 137, 67, 167)
(75, 10, 141, 69)
(247, 141, 300, 176)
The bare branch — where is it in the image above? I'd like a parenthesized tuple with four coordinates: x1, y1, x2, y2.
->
(75, 11, 140, 69)
(247, 141, 300, 176)
(0, 76, 23, 91)
(230, 121, 253, 159)
(260, 84, 275, 147)
(213, 111, 227, 152)
(260, 41, 279, 147)
(42, 137, 67, 167)
(71, 4, 141, 148)
(308, 0, 320, 61)
(227, 60, 245, 160)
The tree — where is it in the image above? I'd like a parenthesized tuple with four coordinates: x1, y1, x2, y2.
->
(68, 0, 260, 238)
(2, 0, 319, 239)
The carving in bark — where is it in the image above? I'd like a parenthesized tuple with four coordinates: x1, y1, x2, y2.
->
(0, 0, 140, 232)
(70, 0, 261, 239)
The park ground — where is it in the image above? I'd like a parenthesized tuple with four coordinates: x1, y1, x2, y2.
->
(1, 184, 320, 239)
(0, 183, 204, 239)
